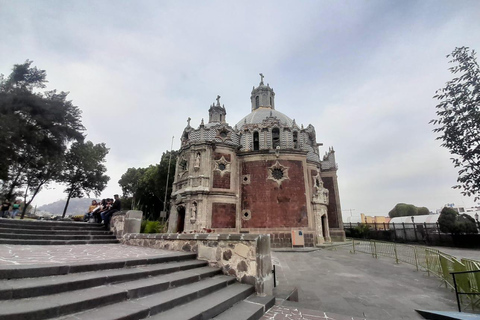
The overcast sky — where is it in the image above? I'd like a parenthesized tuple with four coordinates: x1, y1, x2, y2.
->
(1, 0, 480, 218)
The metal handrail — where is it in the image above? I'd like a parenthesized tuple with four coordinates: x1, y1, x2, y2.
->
(451, 269, 480, 312)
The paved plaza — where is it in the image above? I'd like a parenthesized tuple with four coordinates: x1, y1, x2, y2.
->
(261, 246, 477, 320)
(0, 242, 478, 319)
(0, 244, 172, 266)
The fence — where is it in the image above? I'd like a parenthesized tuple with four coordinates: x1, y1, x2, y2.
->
(344, 239, 480, 312)
(344, 222, 480, 248)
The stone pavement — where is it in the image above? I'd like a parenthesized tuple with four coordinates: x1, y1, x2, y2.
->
(0, 243, 172, 265)
(261, 246, 471, 320)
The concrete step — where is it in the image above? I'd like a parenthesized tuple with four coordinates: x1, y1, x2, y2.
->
(0, 259, 208, 300)
(0, 219, 104, 231)
(0, 227, 111, 235)
(0, 233, 116, 241)
(55, 275, 238, 320)
(149, 282, 255, 319)
(0, 238, 119, 245)
(0, 252, 198, 279)
(213, 294, 276, 320)
(0, 267, 223, 320)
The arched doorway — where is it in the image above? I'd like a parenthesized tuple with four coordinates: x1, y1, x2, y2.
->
(321, 215, 328, 241)
(177, 206, 186, 233)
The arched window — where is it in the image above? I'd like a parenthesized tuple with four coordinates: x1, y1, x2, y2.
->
(255, 96, 259, 109)
(272, 128, 280, 148)
(270, 96, 272, 107)
(293, 132, 298, 149)
(253, 132, 259, 150)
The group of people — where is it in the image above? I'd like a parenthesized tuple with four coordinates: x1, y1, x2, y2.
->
(1, 199, 21, 219)
(84, 194, 121, 229)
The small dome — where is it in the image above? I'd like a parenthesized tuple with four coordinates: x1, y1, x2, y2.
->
(236, 107, 293, 128)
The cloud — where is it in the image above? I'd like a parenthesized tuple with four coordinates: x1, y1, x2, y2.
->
(1, 0, 479, 215)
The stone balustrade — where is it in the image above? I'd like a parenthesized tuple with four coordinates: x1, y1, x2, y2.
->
(121, 232, 273, 296)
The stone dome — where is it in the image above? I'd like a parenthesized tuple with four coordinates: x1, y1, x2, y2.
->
(236, 107, 294, 128)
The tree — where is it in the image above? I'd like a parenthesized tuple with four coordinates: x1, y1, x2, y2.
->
(389, 203, 417, 218)
(59, 141, 110, 218)
(118, 151, 177, 219)
(0, 61, 85, 217)
(431, 47, 480, 201)
(438, 207, 478, 234)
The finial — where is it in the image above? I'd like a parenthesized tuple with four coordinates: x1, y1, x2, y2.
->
(200, 118, 204, 126)
(259, 73, 264, 85)
(293, 119, 296, 125)
(301, 124, 304, 130)
(187, 117, 191, 126)
(216, 95, 221, 106)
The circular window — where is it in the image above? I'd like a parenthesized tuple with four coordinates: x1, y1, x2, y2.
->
(272, 168, 284, 180)
(219, 131, 228, 138)
(218, 163, 226, 171)
(242, 210, 251, 220)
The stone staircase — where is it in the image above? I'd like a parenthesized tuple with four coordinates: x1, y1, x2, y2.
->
(0, 219, 118, 245)
(0, 251, 274, 320)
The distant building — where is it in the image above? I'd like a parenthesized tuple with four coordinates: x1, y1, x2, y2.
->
(167, 75, 345, 246)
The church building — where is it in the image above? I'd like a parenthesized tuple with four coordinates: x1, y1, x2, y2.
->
(167, 75, 345, 246)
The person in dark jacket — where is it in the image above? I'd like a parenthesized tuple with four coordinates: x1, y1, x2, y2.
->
(101, 195, 121, 230)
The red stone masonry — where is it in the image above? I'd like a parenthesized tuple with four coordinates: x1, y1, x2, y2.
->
(241, 160, 308, 228)
(211, 203, 236, 228)
(323, 176, 339, 228)
(212, 153, 231, 189)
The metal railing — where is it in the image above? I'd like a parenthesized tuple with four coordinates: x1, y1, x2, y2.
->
(345, 239, 480, 312)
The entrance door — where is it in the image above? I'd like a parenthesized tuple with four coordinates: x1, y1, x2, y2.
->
(177, 207, 185, 233)
(321, 215, 327, 240)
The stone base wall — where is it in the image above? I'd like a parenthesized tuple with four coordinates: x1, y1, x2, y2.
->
(269, 232, 315, 248)
(111, 210, 142, 238)
(111, 212, 125, 238)
(122, 233, 273, 296)
(329, 228, 346, 242)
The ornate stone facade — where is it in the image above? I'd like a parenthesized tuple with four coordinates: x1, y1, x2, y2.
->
(168, 75, 345, 245)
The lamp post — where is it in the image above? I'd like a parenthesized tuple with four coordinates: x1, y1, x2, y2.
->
(411, 216, 418, 242)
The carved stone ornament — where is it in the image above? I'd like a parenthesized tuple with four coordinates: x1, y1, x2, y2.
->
(267, 161, 289, 186)
(190, 202, 197, 223)
(214, 156, 231, 177)
(312, 170, 328, 205)
(216, 127, 231, 142)
(178, 156, 188, 178)
(194, 152, 201, 171)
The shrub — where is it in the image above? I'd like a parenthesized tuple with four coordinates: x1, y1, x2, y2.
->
(140, 220, 147, 233)
(142, 220, 167, 234)
(438, 207, 478, 234)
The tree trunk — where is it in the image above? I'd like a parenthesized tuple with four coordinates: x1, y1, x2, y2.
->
(20, 183, 43, 219)
(62, 190, 74, 218)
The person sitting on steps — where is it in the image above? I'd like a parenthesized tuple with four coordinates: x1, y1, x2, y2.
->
(101, 195, 121, 230)
(83, 200, 98, 222)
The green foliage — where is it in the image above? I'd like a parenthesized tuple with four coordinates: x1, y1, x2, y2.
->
(438, 207, 478, 234)
(142, 220, 166, 234)
(118, 151, 177, 220)
(0, 61, 85, 218)
(431, 47, 480, 201)
(59, 141, 110, 217)
(417, 207, 430, 215)
(348, 223, 371, 238)
(438, 207, 457, 233)
(140, 220, 148, 233)
(388, 203, 430, 218)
